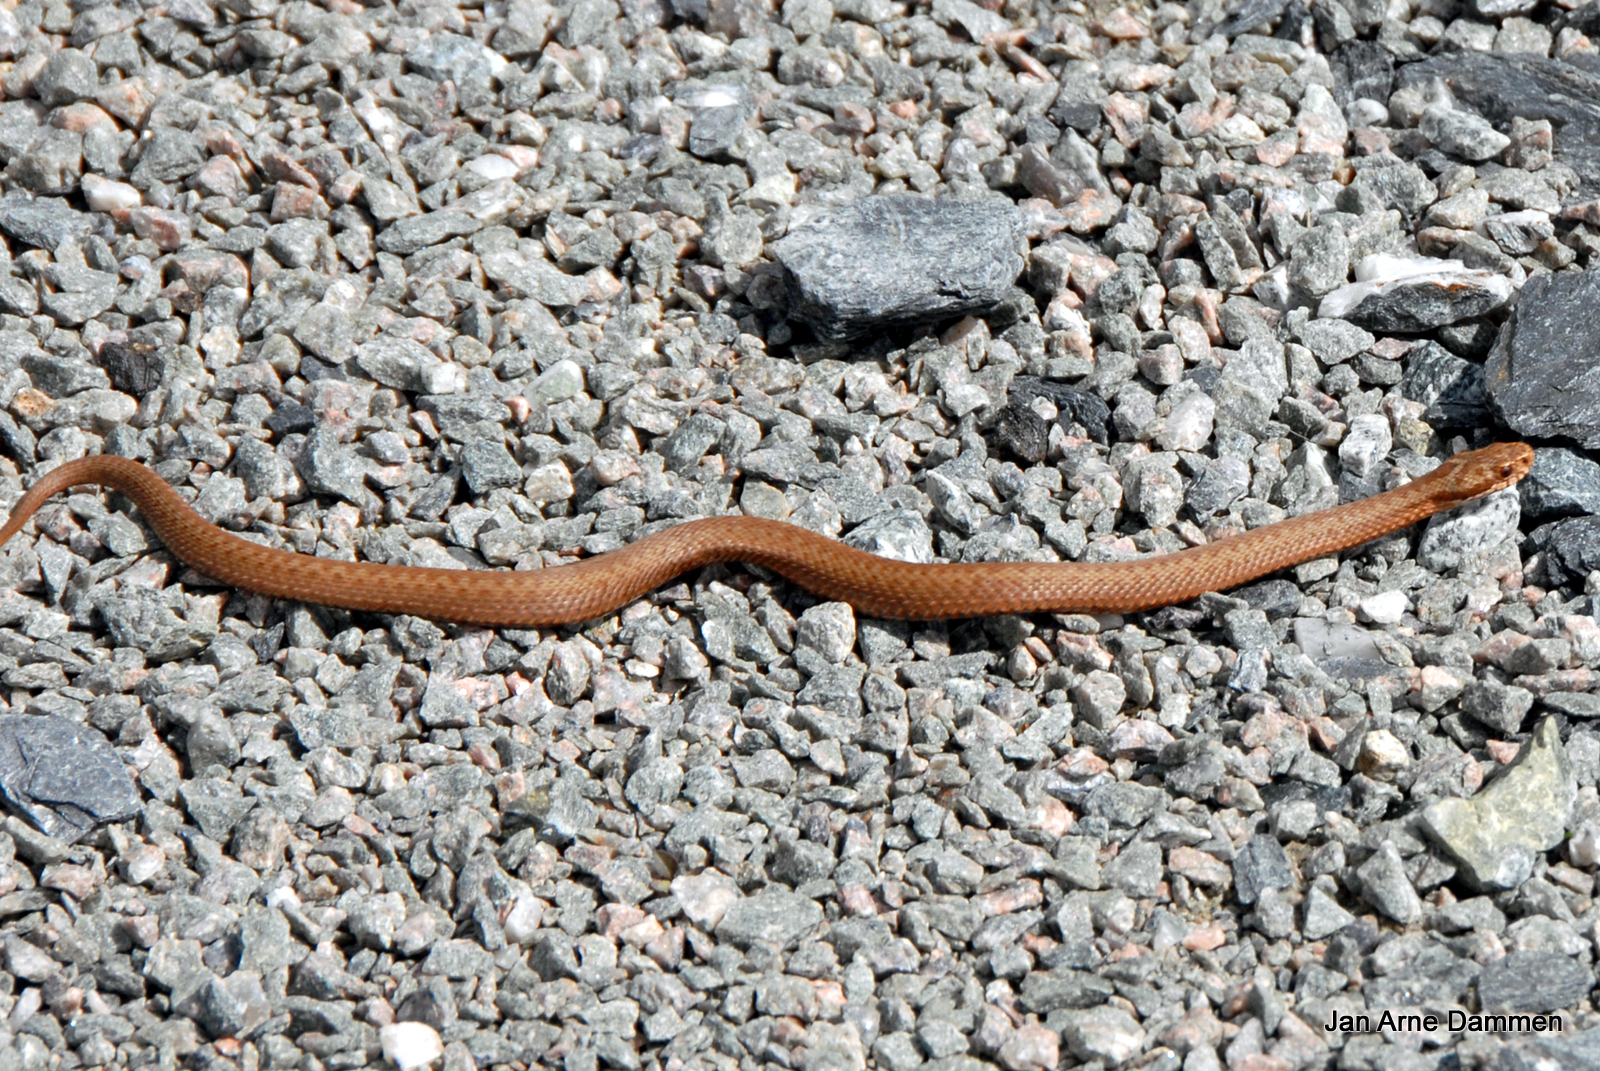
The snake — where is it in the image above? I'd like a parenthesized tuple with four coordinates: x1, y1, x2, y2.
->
(0, 442, 1533, 626)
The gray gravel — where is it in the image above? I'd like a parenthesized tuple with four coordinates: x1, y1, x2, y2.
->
(0, 0, 1596, 1070)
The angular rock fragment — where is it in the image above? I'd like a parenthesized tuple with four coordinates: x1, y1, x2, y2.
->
(775, 196, 1026, 339)
(1420, 717, 1573, 889)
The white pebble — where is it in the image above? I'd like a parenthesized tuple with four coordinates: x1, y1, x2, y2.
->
(82, 173, 141, 215)
(380, 1023, 443, 1071)
(670, 870, 742, 929)
(1358, 590, 1409, 625)
(1156, 392, 1215, 453)
(467, 154, 520, 181)
(1359, 728, 1412, 779)
(1339, 413, 1393, 478)
(1569, 823, 1600, 868)
(266, 885, 302, 909)
(501, 893, 545, 945)
(532, 358, 585, 403)
(1346, 97, 1389, 126)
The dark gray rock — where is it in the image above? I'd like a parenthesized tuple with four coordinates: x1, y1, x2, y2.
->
(714, 889, 823, 949)
(1084, 782, 1164, 827)
(94, 585, 218, 663)
(775, 196, 1026, 340)
(1018, 967, 1116, 1013)
(1497, 1027, 1600, 1071)
(239, 906, 305, 972)
(658, 412, 726, 472)
(182, 973, 272, 1039)
(128, 127, 205, 187)
(1354, 841, 1423, 923)
(1235, 579, 1304, 620)
(1532, 515, 1600, 586)
(1436, 318, 1498, 359)
(1330, 40, 1394, 105)
(1542, 692, 1600, 718)
(35, 49, 97, 106)
(1521, 447, 1600, 519)
(0, 715, 140, 842)
(1477, 950, 1592, 1013)
(179, 778, 255, 841)
(0, 195, 90, 250)
(689, 103, 750, 159)
(1011, 376, 1112, 444)
(993, 401, 1047, 464)
(1214, 0, 1288, 34)
(376, 211, 482, 255)
(1186, 456, 1250, 517)
(1401, 340, 1490, 428)
(1398, 52, 1600, 191)
(295, 426, 366, 503)
(459, 438, 521, 493)
(1462, 678, 1534, 735)
(1345, 160, 1437, 217)
(1321, 270, 1513, 333)
(1233, 834, 1293, 906)
(1488, 270, 1600, 449)
(1101, 840, 1162, 897)
(768, 837, 835, 885)
(98, 340, 165, 395)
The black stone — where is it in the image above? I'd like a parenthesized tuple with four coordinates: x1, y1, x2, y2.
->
(1143, 604, 1207, 633)
(774, 196, 1026, 340)
(1487, 270, 1600, 448)
(1234, 579, 1304, 620)
(1398, 52, 1600, 191)
(1521, 447, 1600, 519)
(266, 402, 315, 436)
(99, 340, 166, 397)
(1565, 1, 1600, 36)
(1401, 340, 1490, 428)
(1258, 780, 1352, 814)
(1529, 516, 1600, 586)
(1335, 277, 1511, 333)
(298, 355, 348, 383)
(1010, 376, 1111, 444)
(0, 715, 140, 843)
(1436, 318, 1498, 359)
(1331, 41, 1395, 106)
(993, 400, 1048, 464)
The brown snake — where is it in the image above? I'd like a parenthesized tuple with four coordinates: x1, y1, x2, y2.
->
(0, 443, 1533, 626)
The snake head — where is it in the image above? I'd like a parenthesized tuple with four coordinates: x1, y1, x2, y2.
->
(1429, 442, 1535, 508)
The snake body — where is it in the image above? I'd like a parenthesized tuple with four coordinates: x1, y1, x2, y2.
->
(0, 443, 1533, 626)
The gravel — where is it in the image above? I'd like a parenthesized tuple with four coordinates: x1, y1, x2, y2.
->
(0, 0, 1593, 1070)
